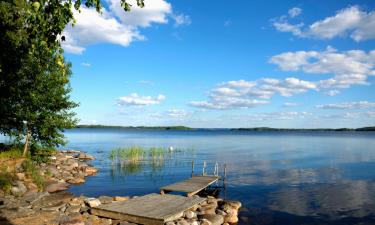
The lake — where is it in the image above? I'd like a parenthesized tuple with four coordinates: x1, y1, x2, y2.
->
(61, 129, 375, 224)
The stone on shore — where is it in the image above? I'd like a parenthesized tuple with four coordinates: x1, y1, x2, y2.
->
(85, 198, 101, 207)
(113, 196, 129, 201)
(199, 214, 224, 225)
(46, 182, 69, 193)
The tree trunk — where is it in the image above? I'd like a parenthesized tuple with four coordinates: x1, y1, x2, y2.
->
(22, 130, 31, 157)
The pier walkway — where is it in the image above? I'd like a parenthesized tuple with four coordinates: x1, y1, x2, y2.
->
(160, 175, 220, 197)
(91, 193, 205, 225)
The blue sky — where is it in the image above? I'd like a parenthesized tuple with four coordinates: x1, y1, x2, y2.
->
(64, 0, 375, 128)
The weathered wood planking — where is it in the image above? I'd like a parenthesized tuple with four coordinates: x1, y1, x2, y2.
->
(160, 176, 220, 197)
(91, 193, 206, 225)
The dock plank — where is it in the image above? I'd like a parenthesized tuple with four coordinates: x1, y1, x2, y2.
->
(160, 176, 220, 196)
(91, 193, 206, 225)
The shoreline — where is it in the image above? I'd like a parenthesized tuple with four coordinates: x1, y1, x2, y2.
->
(0, 150, 241, 225)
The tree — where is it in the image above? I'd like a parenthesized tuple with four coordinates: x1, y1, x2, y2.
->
(0, 0, 144, 156)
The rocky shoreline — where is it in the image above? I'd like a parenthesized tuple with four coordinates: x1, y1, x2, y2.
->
(0, 151, 240, 225)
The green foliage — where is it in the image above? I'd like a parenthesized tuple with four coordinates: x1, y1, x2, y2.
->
(0, 166, 14, 193)
(22, 159, 45, 190)
(0, 145, 23, 159)
(0, 0, 145, 154)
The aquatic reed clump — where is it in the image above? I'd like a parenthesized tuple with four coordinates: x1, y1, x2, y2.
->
(110, 146, 146, 163)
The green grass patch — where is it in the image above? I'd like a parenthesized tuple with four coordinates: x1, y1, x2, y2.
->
(0, 165, 15, 194)
(0, 145, 23, 159)
(22, 159, 45, 190)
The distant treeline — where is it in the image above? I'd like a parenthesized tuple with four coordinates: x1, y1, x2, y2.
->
(75, 125, 194, 130)
(74, 125, 375, 131)
(230, 126, 375, 132)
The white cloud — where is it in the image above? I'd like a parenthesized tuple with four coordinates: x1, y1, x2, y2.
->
(190, 77, 316, 110)
(117, 93, 165, 106)
(62, 0, 190, 54)
(316, 101, 375, 109)
(272, 6, 375, 41)
(283, 102, 300, 107)
(234, 111, 312, 121)
(171, 13, 191, 27)
(166, 109, 188, 118)
(288, 7, 302, 18)
(270, 47, 375, 88)
(324, 90, 340, 96)
(81, 62, 91, 67)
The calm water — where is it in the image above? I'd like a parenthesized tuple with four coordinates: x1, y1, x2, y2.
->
(49, 129, 375, 224)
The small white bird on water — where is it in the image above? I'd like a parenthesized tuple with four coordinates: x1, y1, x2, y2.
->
(168, 146, 174, 152)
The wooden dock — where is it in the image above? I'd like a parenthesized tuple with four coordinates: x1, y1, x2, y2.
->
(91, 193, 205, 225)
(160, 175, 220, 197)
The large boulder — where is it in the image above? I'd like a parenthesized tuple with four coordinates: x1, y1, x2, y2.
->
(45, 182, 69, 193)
(85, 198, 101, 207)
(199, 214, 224, 225)
(11, 181, 27, 197)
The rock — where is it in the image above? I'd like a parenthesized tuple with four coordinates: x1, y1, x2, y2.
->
(85, 198, 101, 207)
(184, 210, 197, 219)
(84, 167, 98, 176)
(198, 205, 216, 215)
(11, 181, 27, 197)
(67, 177, 85, 184)
(16, 172, 25, 180)
(46, 165, 60, 177)
(224, 207, 238, 216)
(199, 214, 224, 225)
(176, 219, 189, 225)
(23, 191, 49, 204)
(69, 197, 85, 206)
(221, 200, 241, 211)
(113, 196, 129, 201)
(187, 220, 199, 225)
(59, 218, 85, 225)
(78, 152, 95, 160)
(41, 201, 67, 211)
(25, 182, 39, 192)
(46, 182, 69, 193)
(215, 209, 227, 216)
(65, 205, 81, 214)
(165, 222, 176, 225)
(224, 214, 238, 224)
(200, 219, 212, 225)
(98, 196, 113, 204)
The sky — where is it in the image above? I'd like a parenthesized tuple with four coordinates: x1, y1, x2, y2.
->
(63, 0, 375, 128)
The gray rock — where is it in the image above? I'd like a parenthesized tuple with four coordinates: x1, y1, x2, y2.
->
(59, 218, 85, 225)
(85, 198, 101, 207)
(98, 196, 113, 204)
(165, 222, 176, 225)
(23, 191, 49, 204)
(46, 182, 69, 193)
(199, 214, 224, 225)
(65, 205, 81, 214)
(176, 219, 189, 225)
(11, 181, 27, 197)
(184, 210, 197, 219)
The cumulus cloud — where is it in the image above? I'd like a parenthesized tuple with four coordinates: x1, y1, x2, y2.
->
(288, 7, 302, 18)
(171, 13, 191, 27)
(270, 47, 375, 89)
(324, 90, 340, 96)
(62, 0, 189, 54)
(117, 93, 165, 106)
(283, 102, 300, 107)
(316, 101, 375, 109)
(81, 62, 91, 67)
(190, 78, 316, 110)
(233, 111, 312, 121)
(166, 109, 188, 118)
(272, 6, 375, 41)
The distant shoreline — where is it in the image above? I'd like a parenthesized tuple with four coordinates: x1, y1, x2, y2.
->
(74, 125, 375, 132)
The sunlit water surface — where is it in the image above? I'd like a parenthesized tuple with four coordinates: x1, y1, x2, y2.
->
(9, 129, 375, 225)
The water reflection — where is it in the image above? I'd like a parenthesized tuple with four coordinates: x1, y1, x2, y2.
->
(60, 129, 375, 224)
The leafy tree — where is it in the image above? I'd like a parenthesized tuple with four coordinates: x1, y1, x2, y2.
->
(0, 0, 144, 156)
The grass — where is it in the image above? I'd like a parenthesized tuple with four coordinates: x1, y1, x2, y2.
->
(22, 159, 45, 190)
(0, 165, 14, 194)
(0, 145, 23, 159)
